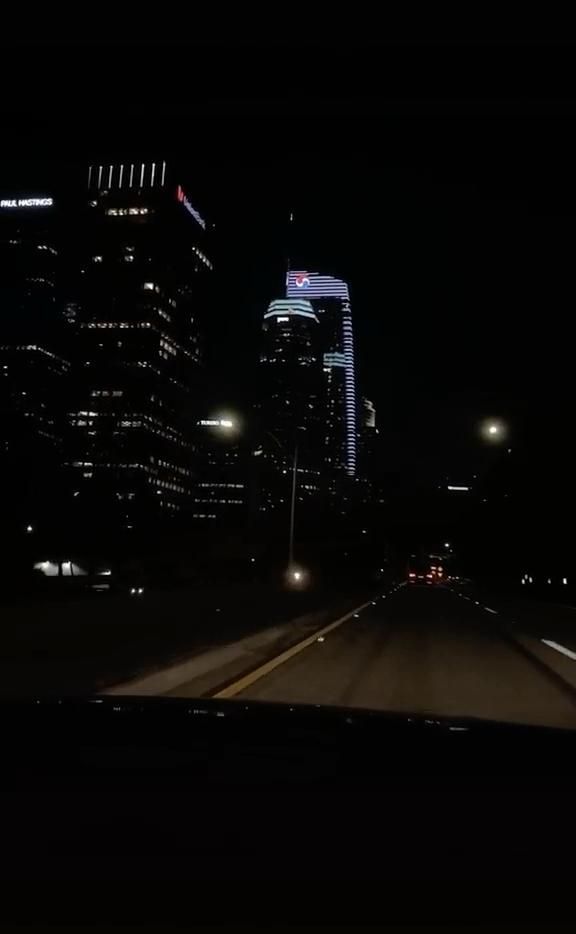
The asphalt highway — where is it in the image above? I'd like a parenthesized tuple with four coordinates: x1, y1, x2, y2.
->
(223, 583, 576, 728)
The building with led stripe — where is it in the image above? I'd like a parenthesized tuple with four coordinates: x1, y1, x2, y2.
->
(286, 271, 357, 477)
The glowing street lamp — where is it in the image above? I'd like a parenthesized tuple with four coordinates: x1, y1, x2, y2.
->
(287, 565, 307, 588)
(480, 418, 507, 442)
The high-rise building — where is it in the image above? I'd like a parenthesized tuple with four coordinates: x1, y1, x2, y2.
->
(0, 193, 72, 525)
(286, 271, 357, 476)
(362, 397, 376, 430)
(358, 396, 378, 477)
(67, 161, 213, 529)
(191, 418, 249, 527)
(257, 298, 324, 513)
(357, 396, 380, 506)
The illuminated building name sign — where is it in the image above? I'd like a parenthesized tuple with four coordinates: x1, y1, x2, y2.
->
(176, 185, 206, 229)
(0, 197, 53, 209)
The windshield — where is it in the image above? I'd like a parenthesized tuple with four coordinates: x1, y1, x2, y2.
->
(2, 41, 576, 731)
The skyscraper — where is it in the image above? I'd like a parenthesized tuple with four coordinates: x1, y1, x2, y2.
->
(68, 161, 213, 529)
(191, 417, 248, 527)
(257, 298, 324, 513)
(286, 271, 357, 477)
(0, 192, 72, 526)
(358, 396, 379, 499)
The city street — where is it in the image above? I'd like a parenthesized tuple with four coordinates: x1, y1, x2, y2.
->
(191, 584, 576, 729)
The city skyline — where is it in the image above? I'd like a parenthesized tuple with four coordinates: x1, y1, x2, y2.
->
(0, 159, 379, 547)
(2, 44, 576, 884)
(1, 138, 575, 572)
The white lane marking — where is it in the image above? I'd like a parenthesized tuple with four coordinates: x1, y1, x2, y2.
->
(484, 606, 498, 614)
(541, 639, 576, 661)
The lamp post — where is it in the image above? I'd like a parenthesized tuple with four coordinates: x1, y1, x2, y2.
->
(265, 430, 300, 579)
(288, 440, 298, 573)
(212, 416, 302, 582)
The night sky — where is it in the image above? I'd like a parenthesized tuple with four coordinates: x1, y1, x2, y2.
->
(204, 130, 576, 489)
(3, 41, 576, 492)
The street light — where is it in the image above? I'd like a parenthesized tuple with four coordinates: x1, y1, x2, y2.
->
(286, 565, 308, 588)
(210, 415, 301, 583)
(258, 428, 300, 581)
(480, 418, 507, 442)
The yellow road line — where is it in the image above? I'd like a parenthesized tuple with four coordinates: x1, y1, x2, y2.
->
(212, 597, 375, 699)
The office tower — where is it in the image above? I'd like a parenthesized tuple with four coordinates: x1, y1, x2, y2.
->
(357, 396, 381, 509)
(68, 161, 213, 528)
(286, 271, 357, 477)
(0, 192, 72, 525)
(362, 397, 376, 430)
(257, 298, 324, 513)
(359, 397, 378, 471)
(191, 417, 248, 527)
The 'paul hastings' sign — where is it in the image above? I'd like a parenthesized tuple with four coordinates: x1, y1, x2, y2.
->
(0, 197, 53, 209)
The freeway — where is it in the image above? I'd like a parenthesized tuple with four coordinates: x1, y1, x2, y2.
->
(208, 583, 576, 729)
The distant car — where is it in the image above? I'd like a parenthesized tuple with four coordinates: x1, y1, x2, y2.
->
(407, 563, 445, 585)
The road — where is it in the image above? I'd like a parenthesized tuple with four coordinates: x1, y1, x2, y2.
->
(213, 583, 576, 729)
(0, 582, 366, 697)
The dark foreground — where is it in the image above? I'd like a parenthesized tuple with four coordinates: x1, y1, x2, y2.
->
(2, 582, 576, 900)
(1, 691, 576, 900)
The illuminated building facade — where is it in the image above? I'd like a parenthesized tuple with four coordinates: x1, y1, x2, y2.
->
(286, 271, 357, 476)
(68, 161, 213, 527)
